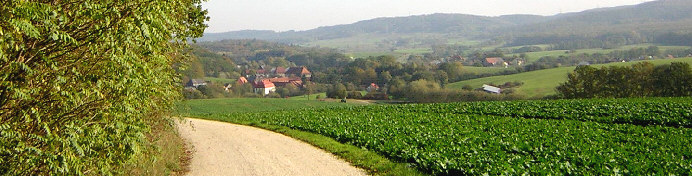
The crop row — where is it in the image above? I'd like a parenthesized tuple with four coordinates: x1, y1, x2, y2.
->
(203, 99, 692, 175)
(407, 97, 692, 128)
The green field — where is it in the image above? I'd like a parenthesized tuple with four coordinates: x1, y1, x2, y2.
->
(192, 98, 692, 175)
(463, 66, 510, 75)
(204, 77, 236, 84)
(520, 44, 690, 63)
(177, 98, 365, 115)
(447, 58, 692, 98)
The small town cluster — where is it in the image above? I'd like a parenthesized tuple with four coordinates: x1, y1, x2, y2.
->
(186, 66, 312, 95)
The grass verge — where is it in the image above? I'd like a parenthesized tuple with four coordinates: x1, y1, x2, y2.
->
(123, 117, 191, 176)
(194, 117, 426, 176)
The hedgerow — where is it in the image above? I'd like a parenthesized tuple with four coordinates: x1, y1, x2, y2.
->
(0, 0, 206, 175)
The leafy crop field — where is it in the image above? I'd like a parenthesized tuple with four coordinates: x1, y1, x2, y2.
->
(447, 57, 692, 97)
(191, 97, 692, 175)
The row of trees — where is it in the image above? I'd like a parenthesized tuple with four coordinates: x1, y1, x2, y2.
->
(557, 62, 692, 98)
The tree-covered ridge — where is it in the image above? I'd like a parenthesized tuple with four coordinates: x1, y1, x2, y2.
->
(0, 0, 206, 175)
(199, 0, 692, 51)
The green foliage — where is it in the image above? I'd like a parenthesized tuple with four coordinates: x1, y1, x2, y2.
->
(326, 83, 348, 99)
(557, 62, 692, 98)
(0, 0, 206, 175)
(196, 98, 692, 175)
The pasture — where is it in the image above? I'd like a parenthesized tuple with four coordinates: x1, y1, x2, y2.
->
(447, 57, 692, 98)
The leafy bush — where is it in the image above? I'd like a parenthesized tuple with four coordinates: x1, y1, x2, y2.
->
(0, 0, 206, 175)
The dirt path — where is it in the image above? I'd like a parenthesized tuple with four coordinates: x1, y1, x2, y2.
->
(177, 118, 367, 176)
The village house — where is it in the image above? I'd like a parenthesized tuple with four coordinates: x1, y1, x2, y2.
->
(253, 80, 276, 95)
(271, 67, 287, 77)
(482, 84, 501, 94)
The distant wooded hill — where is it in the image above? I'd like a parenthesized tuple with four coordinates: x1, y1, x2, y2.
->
(198, 0, 692, 49)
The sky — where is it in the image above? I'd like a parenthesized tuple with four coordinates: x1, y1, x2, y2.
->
(202, 0, 655, 33)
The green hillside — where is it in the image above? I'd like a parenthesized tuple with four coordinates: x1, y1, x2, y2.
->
(199, 0, 692, 52)
(520, 44, 690, 63)
(447, 58, 692, 97)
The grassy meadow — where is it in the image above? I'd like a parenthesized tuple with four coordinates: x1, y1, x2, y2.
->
(177, 97, 368, 115)
(448, 57, 692, 98)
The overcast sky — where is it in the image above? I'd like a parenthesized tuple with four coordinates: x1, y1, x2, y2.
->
(202, 0, 654, 33)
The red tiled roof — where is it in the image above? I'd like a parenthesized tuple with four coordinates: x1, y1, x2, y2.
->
(268, 77, 290, 83)
(254, 80, 275, 88)
(290, 80, 303, 87)
(485, 57, 504, 65)
(286, 67, 311, 75)
(237, 77, 248, 84)
(274, 67, 287, 74)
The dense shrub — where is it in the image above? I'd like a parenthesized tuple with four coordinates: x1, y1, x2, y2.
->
(0, 0, 206, 175)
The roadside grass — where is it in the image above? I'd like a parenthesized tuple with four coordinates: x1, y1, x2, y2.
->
(189, 117, 426, 176)
(124, 117, 190, 176)
(447, 57, 692, 98)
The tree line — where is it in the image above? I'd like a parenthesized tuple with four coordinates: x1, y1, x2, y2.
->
(557, 62, 692, 98)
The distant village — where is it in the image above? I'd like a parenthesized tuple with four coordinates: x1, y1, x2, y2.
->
(186, 66, 312, 96)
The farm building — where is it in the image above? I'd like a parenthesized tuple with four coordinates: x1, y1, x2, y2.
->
(482, 84, 501, 94)
(484, 57, 505, 67)
(267, 77, 303, 87)
(367, 83, 380, 92)
(286, 66, 312, 79)
(187, 79, 207, 88)
(253, 80, 276, 95)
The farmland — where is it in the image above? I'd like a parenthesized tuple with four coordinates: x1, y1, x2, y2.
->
(177, 97, 366, 114)
(204, 77, 236, 84)
(189, 97, 692, 175)
(517, 44, 689, 63)
(447, 57, 692, 98)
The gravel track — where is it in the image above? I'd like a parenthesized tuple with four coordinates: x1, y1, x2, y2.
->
(177, 118, 366, 176)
